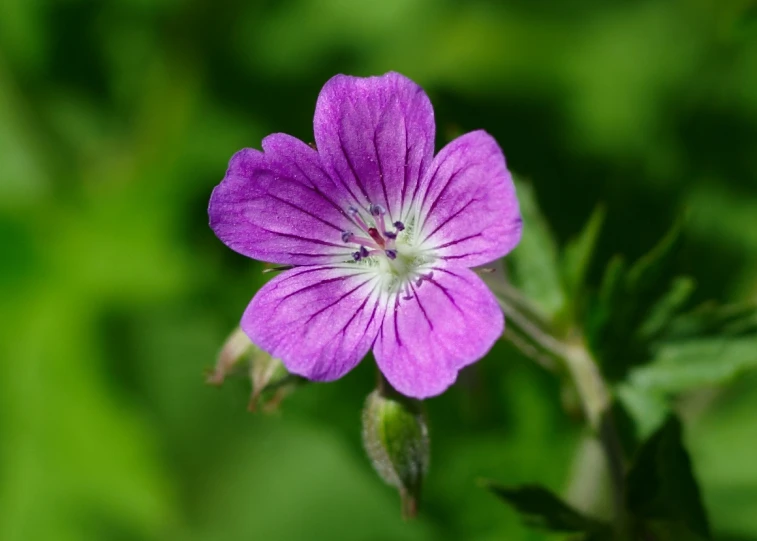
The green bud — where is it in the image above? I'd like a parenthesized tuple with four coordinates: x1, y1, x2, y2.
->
(206, 327, 255, 386)
(362, 387, 429, 519)
(207, 327, 302, 412)
(247, 350, 300, 413)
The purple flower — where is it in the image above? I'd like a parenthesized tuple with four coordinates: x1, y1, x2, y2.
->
(209, 72, 522, 398)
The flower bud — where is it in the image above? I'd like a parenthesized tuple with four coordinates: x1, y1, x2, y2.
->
(247, 349, 300, 413)
(362, 388, 429, 519)
(207, 327, 302, 412)
(206, 327, 255, 386)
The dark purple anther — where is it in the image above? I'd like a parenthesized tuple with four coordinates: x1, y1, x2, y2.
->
(341, 231, 354, 243)
(352, 251, 362, 261)
(393, 221, 405, 231)
(359, 246, 369, 258)
(369, 204, 385, 216)
(385, 249, 397, 260)
(384, 231, 397, 239)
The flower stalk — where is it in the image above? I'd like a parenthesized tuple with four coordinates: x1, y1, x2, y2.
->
(496, 292, 628, 536)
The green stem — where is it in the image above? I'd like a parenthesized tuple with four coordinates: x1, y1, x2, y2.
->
(497, 295, 628, 536)
(563, 344, 628, 538)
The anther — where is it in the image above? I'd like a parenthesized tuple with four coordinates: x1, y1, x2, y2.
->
(369, 204, 386, 216)
(359, 246, 369, 258)
(385, 249, 397, 260)
(341, 231, 354, 243)
(402, 283, 413, 300)
(352, 251, 362, 261)
(384, 231, 397, 239)
(393, 221, 405, 231)
(415, 271, 434, 287)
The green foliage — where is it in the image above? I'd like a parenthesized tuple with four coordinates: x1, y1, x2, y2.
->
(587, 221, 684, 382)
(509, 180, 567, 320)
(560, 204, 606, 320)
(485, 483, 611, 536)
(1, 0, 756, 539)
(631, 336, 757, 394)
(626, 416, 711, 540)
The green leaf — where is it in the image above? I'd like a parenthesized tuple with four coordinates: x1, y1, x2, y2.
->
(664, 301, 757, 341)
(484, 483, 611, 535)
(561, 204, 606, 305)
(626, 218, 683, 294)
(626, 416, 711, 540)
(630, 336, 757, 393)
(587, 220, 685, 382)
(508, 180, 566, 318)
(637, 276, 696, 342)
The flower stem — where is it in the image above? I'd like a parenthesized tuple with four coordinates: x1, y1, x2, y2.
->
(562, 344, 628, 537)
(496, 295, 628, 537)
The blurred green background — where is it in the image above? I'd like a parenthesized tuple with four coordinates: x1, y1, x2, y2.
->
(1, 0, 756, 539)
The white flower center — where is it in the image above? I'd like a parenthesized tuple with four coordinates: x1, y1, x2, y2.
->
(341, 204, 435, 299)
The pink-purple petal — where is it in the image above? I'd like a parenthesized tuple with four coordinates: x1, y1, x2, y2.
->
(373, 266, 504, 399)
(415, 130, 522, 268)
(209, 139, 356, 265)
(313, 72, 435, 223)
(242, 265, 386, 381)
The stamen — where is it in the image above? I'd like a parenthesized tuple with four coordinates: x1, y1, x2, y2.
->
(349, 206, 370, 232)
(349, 235, 381, 250)
(352, 251, 362, 261)
(415, 271, 434, 287)
(393, 221, 405, 231)
(384, 231, 397, 239)
(385, 249, 397, 260)
(341, 231, 354, 243)
(359, 246, 369, 258)
(402, 282, 413, 300)
(369, 204, 385, 216)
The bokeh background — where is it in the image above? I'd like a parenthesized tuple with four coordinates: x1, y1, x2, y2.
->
(1, 0, 756, 539)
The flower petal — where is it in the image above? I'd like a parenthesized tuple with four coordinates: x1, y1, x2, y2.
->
(209, 135, 357, 265)
(313, 72, 435, 223)
(243, 265, 386, 381)
(414, 130, 522, 267)
(373, 266, 503, 398)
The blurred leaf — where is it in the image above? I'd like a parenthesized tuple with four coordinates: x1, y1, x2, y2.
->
(630, 336, 757, 393)
(616, 383, 669, 442)
(561, 204, 605, 307)
(664, 302, 757, 341)
(508, 180, 566, 318)
(626, 416, 711, 540)
(484, 483, 611, 535)
(610, 398, 640, 461)
(587, 221, 685, 382)
(585, 255, 630, 379)
(637, 276, 697, 342)
(626, 219, 683, 294)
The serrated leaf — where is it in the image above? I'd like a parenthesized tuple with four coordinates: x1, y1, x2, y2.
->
(626, 416, 711, 540)
(484, 483, 611, 535)
(561, 204, 606, 305)
(508, 180, 566, 318)
(630, 336, 757, 393)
